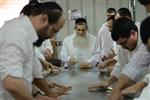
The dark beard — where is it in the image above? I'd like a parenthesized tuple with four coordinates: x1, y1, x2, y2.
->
(33, 37, 45, 47)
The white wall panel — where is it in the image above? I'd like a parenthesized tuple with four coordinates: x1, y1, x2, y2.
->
(54, 0, 149, 40)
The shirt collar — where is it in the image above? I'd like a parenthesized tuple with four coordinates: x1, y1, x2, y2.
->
(20, 15, 38, 43)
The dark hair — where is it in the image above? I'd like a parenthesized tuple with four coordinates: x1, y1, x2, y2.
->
(75, 18, 88, 29)
(75, 18, 87, 24)
(107, 8, 116, 13)
(138, 0, 150, 5)
(20, 1, 63, 24)
(111, 17, 138, 41)
(140, 17, 150, 44)
(117, 8, 132, 19)
(107, 15, 115, 22)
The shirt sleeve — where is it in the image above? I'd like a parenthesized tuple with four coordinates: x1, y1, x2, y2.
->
(60, 38, 71, 63)
(111, 47, 129, 78)
(122, 44, 150, 82)
(1, 31, 27, 80)
(32, 57, 43, 79)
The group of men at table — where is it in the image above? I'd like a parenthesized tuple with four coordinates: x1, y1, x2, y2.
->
(0, 0, 150, 100)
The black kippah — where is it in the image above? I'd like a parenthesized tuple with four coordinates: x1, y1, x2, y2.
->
(75, 18, 87, 24)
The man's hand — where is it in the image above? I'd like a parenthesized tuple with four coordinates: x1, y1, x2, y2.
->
(48, 82, 72, 91)
(88, 81, 110, 91)
(44, 48, 53, 61)
(110, 74, 134, 100)
(101, 49, 116, 61)
(42, 60, 61, 75)
(48, 87, 70, 97)
(80, 62, 92, 69)
(50, 65, 61, 75)
(69, 58, 76, 65)
(51, 65, 61, 71)
(98, 62, 107, 69)
(47, 82, 72, 97)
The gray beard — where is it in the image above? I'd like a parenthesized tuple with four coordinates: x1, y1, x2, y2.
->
(73, 35, 90, 49)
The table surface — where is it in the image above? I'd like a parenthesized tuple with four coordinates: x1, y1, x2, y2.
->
(47, 65, 110, 100)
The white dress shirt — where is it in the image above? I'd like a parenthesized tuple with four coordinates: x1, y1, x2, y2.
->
(122, 44, 150, 82)
(111, 31, 142, 79)
(60, 32, 96, 65)
(0, 15, 43, 100)
(111, 22, 150, 82)
(87, 22, 117, 66)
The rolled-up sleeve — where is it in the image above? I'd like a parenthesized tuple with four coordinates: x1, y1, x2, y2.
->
(1, 31, 26, 80)
(122, 44, 150, 82)
(111, 47, 129, 78)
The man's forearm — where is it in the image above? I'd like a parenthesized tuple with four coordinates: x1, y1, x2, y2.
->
(3, 76, 35, 100)
(110, 74, 134, 100)
(33, 78, 51, 96)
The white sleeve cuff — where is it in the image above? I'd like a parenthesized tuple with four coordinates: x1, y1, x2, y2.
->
(2, 66, 23, 80)
(122, 64, 145, 82)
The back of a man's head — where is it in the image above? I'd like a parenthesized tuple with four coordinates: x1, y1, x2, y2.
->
(117, 8, 132, 19)
(138, 0, 150, 5)
(111, 17, 138, 41)
(107, 8, 116, 13)
(140, 16, 150, 44)
(21, 0, 63, 24)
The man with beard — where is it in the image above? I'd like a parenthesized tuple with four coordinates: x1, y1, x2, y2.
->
(60, 18, 96, 69)
(0, 1, 66, 100)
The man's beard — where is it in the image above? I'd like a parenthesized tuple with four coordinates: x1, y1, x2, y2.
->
(33, 36, 46, 47)
(34, 24, 50, 47)
(73, 35, 90, 49)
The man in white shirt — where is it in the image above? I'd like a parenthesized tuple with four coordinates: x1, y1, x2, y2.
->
(0, 1, 65, 100)
(123, 2, 150, 99)
(35, 39, 53, 61)
(110, 18, 150, 100)
(60, 18, 96, 68)
(88, 8, 134, 90)
(34, 39, 61, 76)
(87, 8, 116, 66)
